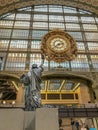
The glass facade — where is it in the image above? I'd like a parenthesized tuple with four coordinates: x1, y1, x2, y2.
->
(0, 5, 98, 71)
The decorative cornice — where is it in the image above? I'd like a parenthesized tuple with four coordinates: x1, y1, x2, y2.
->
(0, 0, 98, 16)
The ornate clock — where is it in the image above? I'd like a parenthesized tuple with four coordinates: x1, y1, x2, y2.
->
(41, 29, 77, 62)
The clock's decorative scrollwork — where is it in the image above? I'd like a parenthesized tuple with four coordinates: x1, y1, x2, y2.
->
(40, 29, 77, 62)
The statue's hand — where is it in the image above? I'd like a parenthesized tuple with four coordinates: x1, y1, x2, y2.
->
(41, 54, 45, 59)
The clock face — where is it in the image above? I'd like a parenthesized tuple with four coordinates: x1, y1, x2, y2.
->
(41, 29, 77, 62)
(49, 37, 67, 52)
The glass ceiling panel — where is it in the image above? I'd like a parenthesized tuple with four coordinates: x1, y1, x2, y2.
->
(85, 32, 98, 41)
(87, 42, 98, 51)
(63, 7, 77, 13)
(83, 24, 97, 31)
(0, 20, 13, 27)
(34, 14, 48, 21)
(49, 5, 63, 12)
(16, 14, 30, 20)
(81, 17, 95, 23)
(18, 7, 31, 11)
(33, 22, 48, 29)
(34, 5, 47, 12)
(66, 23, 80, 30)
(9, 40, 28, 50)
(0, 5, 98, 72)
(49, 15, 64, 22)
(12, 30, 29, 39)
(77, 42, 85, 52)
(0, 40, 9, 50)
(65, 16, 79, 23)
(62, 82, 74, 90)
(14, 21, 30, 28)
(3, 14, 15, 20)
(0, 29, 12, 38)
(79, 9, 92, 14)
(48, 79, 62, 90)
(49, 22, 65, 29)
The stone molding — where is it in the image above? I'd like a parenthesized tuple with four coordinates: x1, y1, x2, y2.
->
(0, 0, 98, 16)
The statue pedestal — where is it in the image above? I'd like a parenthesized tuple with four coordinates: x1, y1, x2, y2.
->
(0, 108, 59, 130)
(0, 109, 24, 130)
(36, 108, 59, 130)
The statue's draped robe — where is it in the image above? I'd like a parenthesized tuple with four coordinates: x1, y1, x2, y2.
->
(29, 66, 43, 91)
(20, 66, 43, 110)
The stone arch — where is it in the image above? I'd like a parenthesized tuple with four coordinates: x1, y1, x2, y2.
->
(0, 0, 98, 16)
(0, 72, 20, 92)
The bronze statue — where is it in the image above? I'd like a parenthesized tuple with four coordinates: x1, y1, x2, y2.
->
(20, 54, 44, 111)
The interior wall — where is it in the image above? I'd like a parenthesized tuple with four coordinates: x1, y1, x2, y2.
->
(78, 84, 91, 104)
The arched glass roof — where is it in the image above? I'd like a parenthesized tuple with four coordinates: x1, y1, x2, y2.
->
(0, 5, 98, 72)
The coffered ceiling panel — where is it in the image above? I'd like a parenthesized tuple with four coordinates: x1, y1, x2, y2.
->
(0, 0, 98, 16)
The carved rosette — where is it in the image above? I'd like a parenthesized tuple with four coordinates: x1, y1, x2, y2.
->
(40, 29, 78, 62)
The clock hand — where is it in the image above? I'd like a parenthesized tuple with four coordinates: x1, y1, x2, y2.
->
(51, 43, 62, 49)
(56, 43, 61, 46)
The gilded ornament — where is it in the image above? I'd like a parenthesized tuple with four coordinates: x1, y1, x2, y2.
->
(41, 29, 78, 62)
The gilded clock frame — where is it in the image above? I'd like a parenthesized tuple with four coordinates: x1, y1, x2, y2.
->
(40, 29, 77, 62)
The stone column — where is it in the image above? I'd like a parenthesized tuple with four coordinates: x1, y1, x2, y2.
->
(93, 88, 98, 102)
(78, 84, 91, 104)
(16, 86, 24, 104)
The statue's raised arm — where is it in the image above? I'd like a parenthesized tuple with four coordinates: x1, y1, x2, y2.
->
(39, 54, 45, 67)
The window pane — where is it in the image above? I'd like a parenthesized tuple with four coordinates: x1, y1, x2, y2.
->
(34, 14, 48, 21)
(66, 23, 80, 30)
(68, 32, 83, 41)
(18, 7, 31, 11)
(71, 55, 89, 71)
(3, 14, 15, 20)
(77, 42, 85, 52)
(49, 5, 62, 12)
(0, 40, 9, 50)
(33, 22, 48, 29)
(14, 21, 30, 29)
(31, 40, 41, 49)
(0, 20, 13, 27)
(65, 16, 79, 23)
(12, 30, 29, 39)
(30, 53, 41, 67)
(88, 42, 98, 52)
(50, 61, 59, 68)
(91, 55, 98, 71)
(64, 7, 77, 13)
(0, 29, 11, 38)
(79, 9, 92, 14)
(9, 40, 28, 51)
(81, 17, 95, 23)
(32, 30, 48, 39)
(83, 24, 97, 31)
(34, 5, 47, 12)
(85, 32, 98, 41)
(48, 79, 62, 90)
(49, 22, 65, 29)
(63, 81, 75, 90)
(16, 14, 30, 20)
(49, 15, 64, 22)
(6, 53, 26, 71)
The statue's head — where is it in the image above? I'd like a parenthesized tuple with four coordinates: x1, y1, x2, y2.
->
(32, 64, 37, 69)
